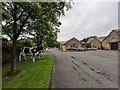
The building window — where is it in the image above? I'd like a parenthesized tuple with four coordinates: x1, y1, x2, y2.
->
(112, 37, 116, 40)
(71, 43, 77, 49)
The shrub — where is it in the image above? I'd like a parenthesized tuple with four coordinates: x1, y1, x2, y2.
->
(2, 42, 12, 64)
(2, 42, 21, 64)
(18, 38, 35, 47)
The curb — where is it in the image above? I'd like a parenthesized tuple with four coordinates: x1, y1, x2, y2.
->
(48, 54, 56, 90)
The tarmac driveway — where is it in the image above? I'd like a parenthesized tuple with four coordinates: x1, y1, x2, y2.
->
(48, 48, 118, 88)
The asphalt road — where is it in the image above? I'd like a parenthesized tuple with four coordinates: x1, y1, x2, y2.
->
(48, 48, 118, 88)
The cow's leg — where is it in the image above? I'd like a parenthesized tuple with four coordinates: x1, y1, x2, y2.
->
(33, 57, 35, 63)
(19, 52, 22, 62)
(35, 52, 40, 59)
(24, 54, 27, 61)
(38, 52, 41, 59)
(36, 52, 41, 59)
(36, 52, 40, 59)
(32, 53, 35, 63)
(39, 54, 40, 59)
(22, 53, 26, 61)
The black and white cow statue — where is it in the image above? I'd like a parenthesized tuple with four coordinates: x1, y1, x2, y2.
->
(19, 46, 43, 63)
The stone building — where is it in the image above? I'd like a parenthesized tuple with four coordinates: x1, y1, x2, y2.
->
(60, 41, 67, 51)
(61, 37, 81, 51)
(86, 38, 95, 48)
(102, 29, 120, 50)
(91, 37, 105, 49)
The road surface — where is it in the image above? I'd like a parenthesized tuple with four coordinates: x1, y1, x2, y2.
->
(48, 48, 118, 88)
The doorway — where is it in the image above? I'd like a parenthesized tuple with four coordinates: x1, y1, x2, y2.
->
(110, 42, 118, 50)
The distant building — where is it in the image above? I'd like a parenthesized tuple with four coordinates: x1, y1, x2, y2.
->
(91, 37, 105, 49)
(61, 29, 120, 51)
(102, 29, 120, 50)
(80, 41, 88, 48)
(60, 37, 81, 51)
(60, 41, 67, 51)
(86, 38, 95, 48)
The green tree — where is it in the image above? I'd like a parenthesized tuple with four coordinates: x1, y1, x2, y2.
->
(18, 38, 35, 47)
(2, 1, 72, 74)
(81, 36, 96, 42)
(26, 2, 64, 48)
(2, 2, 40, 74)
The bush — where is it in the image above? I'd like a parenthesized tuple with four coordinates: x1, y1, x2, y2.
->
(2, 42, 12, 64)
(2, 38, 35, 64)
(2, 42, 21, 65)
(18, 38, 35, 47)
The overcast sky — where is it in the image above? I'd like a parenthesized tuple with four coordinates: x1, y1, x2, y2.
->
(57, 1, 119, 41)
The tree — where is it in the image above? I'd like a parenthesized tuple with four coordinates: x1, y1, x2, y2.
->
(25, 2, 64, 48)
(2, 1, 72, 74)
(18, 38, 35, 47)
(2, 2, 39, 74)
(81, 36, 96, 42)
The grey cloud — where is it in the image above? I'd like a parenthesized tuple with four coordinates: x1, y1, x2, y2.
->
(58, 2, 118, 41)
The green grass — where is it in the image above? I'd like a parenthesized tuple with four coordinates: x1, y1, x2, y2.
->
(2, 54, 54, 88)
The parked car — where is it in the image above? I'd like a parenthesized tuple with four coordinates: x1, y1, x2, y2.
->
(78, 48, 86, 51)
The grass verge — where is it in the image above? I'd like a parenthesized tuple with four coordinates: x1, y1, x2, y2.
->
(2, 54, 54, 89)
